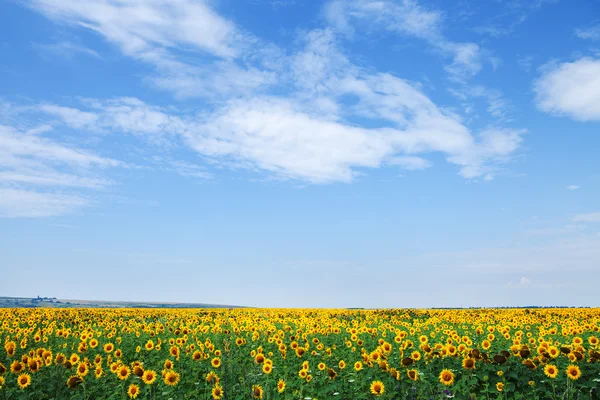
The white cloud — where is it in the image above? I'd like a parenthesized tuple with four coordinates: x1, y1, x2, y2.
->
(33, 40, 102, 59)
(567, 185, 579, 190)
(0, 124, 120, 217)
(575, 25, 600, 41)
(9, 3, 525, 189)
(27, 0, 240, 58)
(534, 58, 600, 121)
(0, 188, 88, 218)
(324, 0, 482, 80)
(25, 0, 273, 100)
(573, 212, 600, 223)
(508, 276, 531, 288)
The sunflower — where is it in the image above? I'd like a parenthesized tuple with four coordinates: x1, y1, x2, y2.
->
(252, 384, 264, 399)
(370, 380, 385, 396)
(0, 363, 6, 375)
(338, 360, 346, 369)
(212, 384, 224, 399)
(163, 370, 180, 386)
(94, 367, 103, 379)
(103, 343, 114, 353)
(544, 364, 558, 379)
(439, 369, 455, 386)
(411, 351, 421, 361)
(306, 374, 313, 382)
(145, 341, 154, 351)
(54, 353, 66, 365)
(192, 351, 202, 361)
(17, 373, 31, 389)
(277, 379, 286, 393)
(407, 369, 419, 381)
(206, 371, 219, 384)
(262, 363, 272, 374)
(354, 361, 363, 371)
(117, 365, 131, 380)
(462, 358, 475, 370)
(66, 375, 83, 389)
(566, 365, 581, 380)
(10, 361, 24, 374)
(76, 362, 89, 377)
(127, 384, 140, 399)
(318, 362, 326, 371)
(298, 369, 307, 379)
(211, 358, 221, 368)
(27, 358, 40, 373)
(141, 369, 156, 385)
(164, 360, 173, 370)
(496, 382, 504, 392)
(0, 376, 5, 389)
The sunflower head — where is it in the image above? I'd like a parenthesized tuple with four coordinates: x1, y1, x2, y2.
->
(252, 384, 264, 399)
(370, 380, 385, 396)
(439, 369, 455, 386)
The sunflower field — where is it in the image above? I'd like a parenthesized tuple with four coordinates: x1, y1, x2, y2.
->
(1, 308, 599, 400)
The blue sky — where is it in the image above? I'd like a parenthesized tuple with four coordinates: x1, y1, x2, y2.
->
(1, 0, 599, 308)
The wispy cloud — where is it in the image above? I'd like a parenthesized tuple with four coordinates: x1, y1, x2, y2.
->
(573, 212, 600, 223)
(575, 25, 600, 41)
(0, 122, 121, 217)
(33, 40, 102, 59)
(0, 187, 89, 218)
(534, 58, 600, 121)
(25, 0, 274, 100)
(323, 0, 482, 80)
(567, 185, 579, 190)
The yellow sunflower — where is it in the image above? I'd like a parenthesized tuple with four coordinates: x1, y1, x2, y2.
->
(142, 370, 157, 385)
(277, 379, 286, 393)
(127, 384, 140, 399)
(17, 373, 31, 389)
(212, 384, 224, 399)
(439, 369, 455, 386)
(566, 365, 581, 380)
(407, 369, 419, 381)
(252, 384, 264, 399)
(544, 364, 558, 379)
(163, 370, 180, 386)
(370, 380, 385, 396)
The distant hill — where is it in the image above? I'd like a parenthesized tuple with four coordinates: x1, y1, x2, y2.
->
(0, 296, 243, 309)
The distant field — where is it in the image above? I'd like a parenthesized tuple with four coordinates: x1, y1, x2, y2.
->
(1, 307, 599, 399)
(0, 296, 240, 309)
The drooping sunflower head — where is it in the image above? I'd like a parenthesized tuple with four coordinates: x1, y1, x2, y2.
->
(407, 369, 419, 381)
(252, 384, 264, 399)
(462, 358, 475, 370)
(66, 375, 83, 389)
